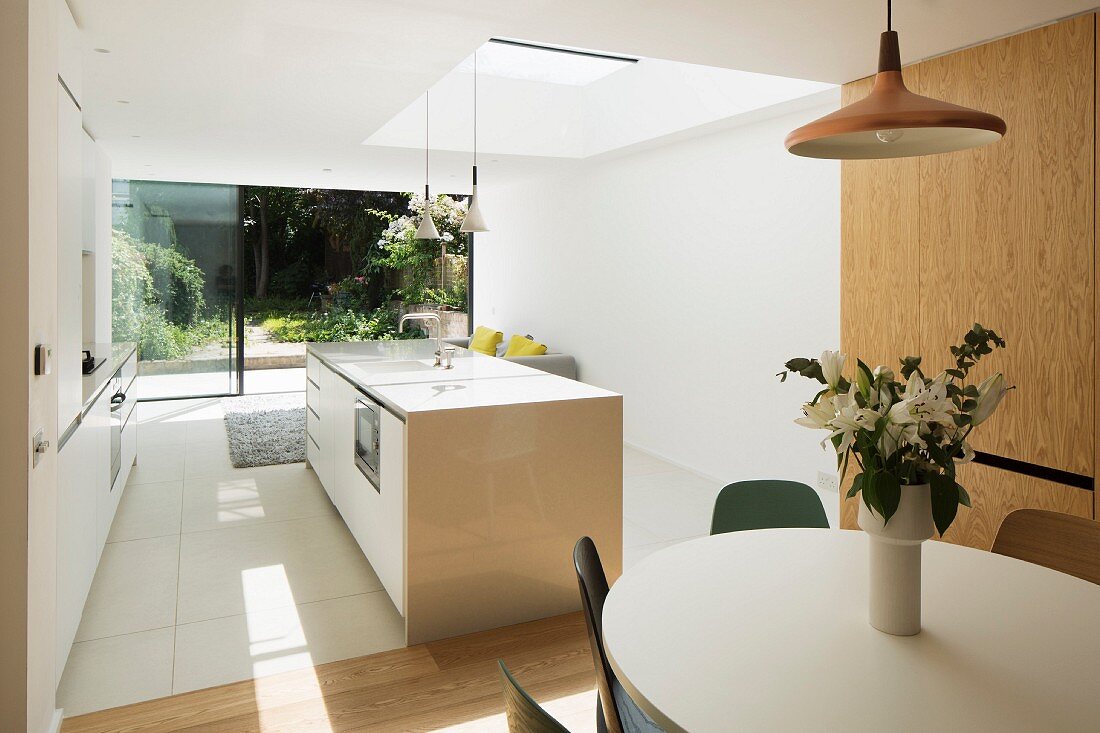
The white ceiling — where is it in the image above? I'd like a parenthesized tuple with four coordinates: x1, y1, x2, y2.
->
(70, 0, 1097, 191)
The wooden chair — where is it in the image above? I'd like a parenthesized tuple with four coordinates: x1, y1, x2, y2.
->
(710, 479, 829, 535)
(574, 537, 664, 733)
(991, 509, 1100, 585)
(498, 660, 570, 733)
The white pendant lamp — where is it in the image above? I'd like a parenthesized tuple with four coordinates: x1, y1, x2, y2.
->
(416, 90, 441, 240)
(460, 50, 489, 233)
(785, 0, 1006, 160)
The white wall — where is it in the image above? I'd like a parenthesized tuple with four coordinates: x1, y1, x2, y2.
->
(474, 97, 842, 526)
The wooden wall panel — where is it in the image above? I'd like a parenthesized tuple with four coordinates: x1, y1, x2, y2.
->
(838, 74, 921, 529)
(942, 462, 1092, 550)
(916, 15, 1095, 477)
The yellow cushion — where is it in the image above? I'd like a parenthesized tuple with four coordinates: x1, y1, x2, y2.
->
(469, 326, 503, 356)
(503, 334, 548, 357)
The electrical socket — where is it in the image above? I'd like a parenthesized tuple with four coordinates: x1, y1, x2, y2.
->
(817, 470, 840, 494)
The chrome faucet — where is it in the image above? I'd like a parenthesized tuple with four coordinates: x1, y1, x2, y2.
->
(398, 312, 454, 369)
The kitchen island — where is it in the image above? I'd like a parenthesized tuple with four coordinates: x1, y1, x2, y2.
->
(305, 339, 622, 644)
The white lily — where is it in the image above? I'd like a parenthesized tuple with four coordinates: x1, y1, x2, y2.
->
(825, 386, 879, 454)
(795, 398, 834, 430)
(955, 441, 976, 464)
(819, 350, 846, 391)
(971, 373, 1007, 426)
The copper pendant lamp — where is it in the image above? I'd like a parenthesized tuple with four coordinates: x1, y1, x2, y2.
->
(785, 0, 1006, 159)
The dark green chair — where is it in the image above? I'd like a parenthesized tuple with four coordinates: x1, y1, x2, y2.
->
(498, 659, 570, 733)
(710, 480, 829, 535)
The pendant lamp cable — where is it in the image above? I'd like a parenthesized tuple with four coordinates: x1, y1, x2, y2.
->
(473, 52, 478, 166)
(424, 90, 430, 188)
(887, 0, 892, 32)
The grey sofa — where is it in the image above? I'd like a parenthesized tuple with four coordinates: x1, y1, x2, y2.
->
(444, 337, 578, 380)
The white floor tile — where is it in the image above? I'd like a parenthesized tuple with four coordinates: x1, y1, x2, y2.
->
(128, 448, 185, 485)
(185, 439, 236, 478)
(58, 627, 175, 717)
(135, 419, 189, 449)
(172, 591, 404, 694)
(176, 513, 383, 624)
(108, 481, 183, 542)
(623, 518, 662, 549)
(75, 535, 179, 642)
(623, 537, 695, 572)
(623, 469, 722, 542)
(181, 464, 333, 533)
(186, 415, 227, 442)
(624, 445, 683, 478)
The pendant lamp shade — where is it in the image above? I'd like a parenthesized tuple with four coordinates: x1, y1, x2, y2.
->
(785, 27, 1006, 160)
(460, 50, 489, 233)
(417, 92, 441, 240)
(415, 184, 441, 240)
(460, 167, 489, 233)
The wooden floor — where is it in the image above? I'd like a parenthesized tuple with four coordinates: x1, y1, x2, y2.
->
(61, 613, 599, 733)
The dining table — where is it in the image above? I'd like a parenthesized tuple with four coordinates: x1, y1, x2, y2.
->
(602, 528, 1100, 732)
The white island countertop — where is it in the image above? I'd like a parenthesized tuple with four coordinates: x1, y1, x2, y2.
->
(307, 339, 618, 417)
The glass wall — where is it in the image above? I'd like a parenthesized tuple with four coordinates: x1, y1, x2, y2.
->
(112, 180, 239, 399)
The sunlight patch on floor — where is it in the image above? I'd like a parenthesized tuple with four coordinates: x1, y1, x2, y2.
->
(428, 689, 598, 733)
(217, 478, 266, 522)
(243, 564, 335, 733)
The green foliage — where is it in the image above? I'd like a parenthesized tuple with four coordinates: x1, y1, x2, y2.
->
(137, 240, 206, 326)
(262, 307, 418, 343)
(329, 275, 372, 311)
(269, 258, 314, 299)
(111, 230, 153, 346)
(112, 229, 221, 361)
(377, 194, 469, 304)
(786, 324, 1010, 535)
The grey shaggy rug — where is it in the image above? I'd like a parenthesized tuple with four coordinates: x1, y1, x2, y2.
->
(222, 393, 307, 468)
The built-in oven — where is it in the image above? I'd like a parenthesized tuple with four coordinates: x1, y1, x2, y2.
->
(109, 367, 134, 489)
(354, 395, 382, 492)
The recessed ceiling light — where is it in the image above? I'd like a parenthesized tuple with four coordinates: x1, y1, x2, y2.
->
(322, 168, 332, 172)
(117, 99, 130, 104)
(131, 135, 141, 138)
(143, 164, 152, 167)
(94, 48, 111, 54)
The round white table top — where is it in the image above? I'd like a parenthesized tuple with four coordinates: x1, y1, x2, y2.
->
(603, 529, 1100, 733)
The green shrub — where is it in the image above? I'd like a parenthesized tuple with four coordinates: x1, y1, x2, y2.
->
(138, 309, 190, 361)
(264, 307, 417, 343)
(138, 241, 206, 326)
(112, 231, 152, 344)
(269, 259, 314, 298)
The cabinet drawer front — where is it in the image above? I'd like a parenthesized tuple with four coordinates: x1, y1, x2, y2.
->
(307, 404, 322, 443)
(306, 377, 320, 410)
(306, 354, 321, 384)
(306, 432, 321, 468)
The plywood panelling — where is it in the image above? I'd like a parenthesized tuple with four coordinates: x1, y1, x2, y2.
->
(840, 14, 1098, 538)
(838, 74, 921, 530)
(941, 463, 1092, 550)
(917, 15, 1095, 477)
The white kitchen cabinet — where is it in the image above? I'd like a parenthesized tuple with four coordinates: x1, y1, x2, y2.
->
(305, 356, 335, 500)
(371, 410, 405, 615)
(332, 375, 367, 540)
(90, 388, 113, 555)
(55, 387, 110, 681)
(57, 82, 83, 433)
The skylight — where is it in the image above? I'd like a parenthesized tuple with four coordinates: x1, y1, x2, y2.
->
(454, 38, 637, 87)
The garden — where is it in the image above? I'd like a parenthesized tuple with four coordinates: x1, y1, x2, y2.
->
(112, 183, 471, 364)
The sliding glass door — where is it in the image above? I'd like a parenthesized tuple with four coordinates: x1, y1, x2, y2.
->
(112, 180, 240, 400)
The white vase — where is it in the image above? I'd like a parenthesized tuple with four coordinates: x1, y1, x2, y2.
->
(856, 483, 935, 636)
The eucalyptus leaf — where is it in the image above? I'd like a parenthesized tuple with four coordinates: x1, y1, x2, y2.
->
(877, 473, 901, 524)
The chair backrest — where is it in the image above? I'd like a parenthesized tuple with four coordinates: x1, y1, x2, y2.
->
(992, 509, 1100, 585)
(498, 660, 570, 733)
(574, 536, 623, 733)
(710, 479, 830, 535)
